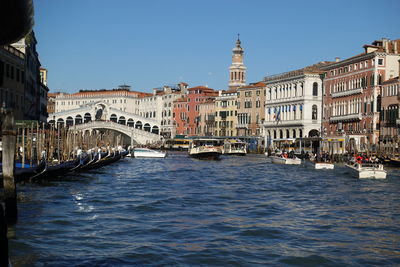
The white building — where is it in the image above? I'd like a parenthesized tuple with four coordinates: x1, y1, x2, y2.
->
(151, 82, 188, 138)
(53, 85, 149, 114)
(263, 62, 331, 145)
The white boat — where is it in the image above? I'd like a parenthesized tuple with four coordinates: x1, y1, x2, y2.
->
(189, 138, 223, 160)
(270, 155, 301, 165)
(304, 159, 334, 169)
(223, 139, 247, 156)
(133, 148, 167, 158)
(345, 163, 387, 179)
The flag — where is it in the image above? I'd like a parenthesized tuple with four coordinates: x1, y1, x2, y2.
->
(276, 107, 281, 121)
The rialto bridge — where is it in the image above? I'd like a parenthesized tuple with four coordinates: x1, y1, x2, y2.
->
(48, 102, 162, 144)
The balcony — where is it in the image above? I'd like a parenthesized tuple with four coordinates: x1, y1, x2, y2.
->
(331, 88, 363, 98)
(329, 113, 362, 122)
(263, 120, 303, 127)
(236, 124, 248, 129)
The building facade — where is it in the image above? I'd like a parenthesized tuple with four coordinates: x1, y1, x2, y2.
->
(379, 65, 400, 153)
(47, 92, 59, 115)
(173, 86, 217, 136)
(228, 36, 246, 90)
(236, 82, 266, 137)
(263, 64, 328, 144)
(321, 38, 400, 151)
(39, 67, 49, 122)
(0, 44, 26, 120)
(12, 32, 44, 122)
(53, 85, 150, 114)
(215, 89, 238, 137)
(155, 82, 188, 138)
(198, 99, 216, 136)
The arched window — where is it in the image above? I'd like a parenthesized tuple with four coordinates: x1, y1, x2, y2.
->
(313, 82, 318, 96)
(292, 129, 296, 138)
(66, 116, 74, 127)
(84, 113, 92, 123)
(135, 121, 142, 129)
(312, 105, 318, 120)
(127, 119, 134, 127)
(118, 116, 126, 125)
(279, 130, 283, 139)
(144, 123, 151, 132)
(110, 114, 117, 122)
(56, 118, 64, 128)
(151, 126, 159, 134)
(75, 115, 82, 125)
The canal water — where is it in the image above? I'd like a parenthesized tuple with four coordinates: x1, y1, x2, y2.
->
(9, 152, 400, 266)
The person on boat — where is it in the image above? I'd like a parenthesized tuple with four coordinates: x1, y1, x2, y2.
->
(289, 150, 295, 159)
(356, 155, 363, 164)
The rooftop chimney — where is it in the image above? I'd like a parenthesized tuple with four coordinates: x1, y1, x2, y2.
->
(335, 57, 340, 62)
(382, 38, 390, 52)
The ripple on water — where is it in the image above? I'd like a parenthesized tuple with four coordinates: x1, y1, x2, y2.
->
(9, 152, 400, 266)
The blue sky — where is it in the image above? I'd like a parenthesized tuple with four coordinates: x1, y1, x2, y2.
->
(33, 0, 400, 93)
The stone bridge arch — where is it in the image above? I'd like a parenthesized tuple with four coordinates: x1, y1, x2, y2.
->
(48, 101, 161, 144)
(73, 120, 161, 145)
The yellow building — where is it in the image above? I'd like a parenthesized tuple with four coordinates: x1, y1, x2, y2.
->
(197, 99, 216, 136)
(236, 82, 266, 137)
(215, 89, 238, 137)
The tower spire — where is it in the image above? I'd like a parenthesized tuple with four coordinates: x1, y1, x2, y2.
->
(229, 35, 246, 89)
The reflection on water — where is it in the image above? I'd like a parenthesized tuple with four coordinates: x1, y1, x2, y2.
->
(9, 152, 400, 266)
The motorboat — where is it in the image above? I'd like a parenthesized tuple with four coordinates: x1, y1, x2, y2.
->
(270, 155, 301, 165)
(189, 138, 223, 160)
(133, 148, 167, 158)
(345, 163, 387, 179)
(304, 159, 334, 169)
(223, 139, 247, 156)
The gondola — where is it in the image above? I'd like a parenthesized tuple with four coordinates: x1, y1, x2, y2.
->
(29, 158, 80, 182)
(70, 153, 91, 171)
(0, 160, 46, 184)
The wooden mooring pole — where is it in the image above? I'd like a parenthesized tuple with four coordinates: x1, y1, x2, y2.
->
(0, 204, 9, 267)
(2, 110, 17, 224)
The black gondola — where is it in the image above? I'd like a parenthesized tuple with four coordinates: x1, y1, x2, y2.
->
(29, 158, 80, 182)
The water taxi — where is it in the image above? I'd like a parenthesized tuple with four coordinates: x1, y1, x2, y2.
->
(270, 155, 301, 165)
(189, 138, 223, 160)
(223, 139, 247, 156)
(133, 148, 167, 158)
(345, 163, 387, 179)
(304, 159, 334, 169)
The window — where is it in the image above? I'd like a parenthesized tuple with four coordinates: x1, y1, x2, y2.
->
(244, 101, 252, 108)
(312, 82, 318, 96)
(378, 59, 384, 65)
(312, 105, 318, 120)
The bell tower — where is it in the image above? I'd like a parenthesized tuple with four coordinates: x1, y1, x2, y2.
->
(229, 34, 247, 89)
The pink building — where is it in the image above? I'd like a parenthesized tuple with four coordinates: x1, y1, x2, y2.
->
(322, 38, 400, 152)
(173, 86, 217, 136)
